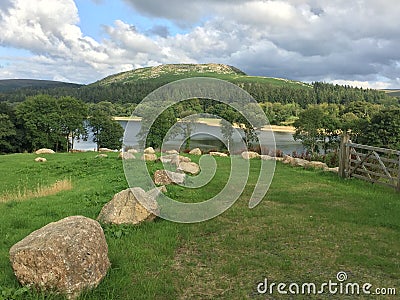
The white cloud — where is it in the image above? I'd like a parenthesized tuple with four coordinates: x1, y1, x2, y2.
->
(0, 0, 399, 88)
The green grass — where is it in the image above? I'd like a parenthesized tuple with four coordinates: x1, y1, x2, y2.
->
(0, 152, 399, 299)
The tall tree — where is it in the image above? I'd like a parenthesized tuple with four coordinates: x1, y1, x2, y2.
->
(58, 96, 88, 151)
(16, 95, 64, 152)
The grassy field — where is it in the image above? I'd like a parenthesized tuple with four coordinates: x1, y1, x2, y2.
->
(0, 152, 399, 299)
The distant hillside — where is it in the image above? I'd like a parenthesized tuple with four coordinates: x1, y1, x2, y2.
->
(0, 79, 82, 93)
(382, 89, 400, 98)
(91, 63, 311, 89)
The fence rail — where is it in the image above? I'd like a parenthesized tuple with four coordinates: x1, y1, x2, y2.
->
(339, 134, 400, 192)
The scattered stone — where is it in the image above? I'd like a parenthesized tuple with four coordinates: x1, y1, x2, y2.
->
(34, 157, 47, 162)
(118, 152, 136, 160)
(127, 149, 138, 154)
(282, 155, 293, 164)
(147, 186, 167, 199)
(98, 148, 113, 152)
(189, 148, 202, 155)
(260, 155, 274, 160)
(9, 216, 110, 300)
(144, 147, 155, 154)
(165, 150, 179, 155)
(35, 148, 55, 155)
(209, 151, 228, 157)
(154, 170, 186, 185)
(141, 154, 157, 161)
(241, 151, 260, 160)
(97, 187, 159, 225)
(95, 154, 108, 158)
(170, 155, 191, 166)
(159, 156, 172, 164)
(274, 157, 285, 162)
(290, 158, 309, 167)
(177, 161, 200, 175)
(327, 167, 339, 174)
(305, 161, 329, 170)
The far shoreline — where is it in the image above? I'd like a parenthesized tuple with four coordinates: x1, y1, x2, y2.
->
(113, 117, 295, 133)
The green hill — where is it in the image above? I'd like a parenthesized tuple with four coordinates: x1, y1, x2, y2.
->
(0, 79, 82, 93)
(91, 63, 311, 89)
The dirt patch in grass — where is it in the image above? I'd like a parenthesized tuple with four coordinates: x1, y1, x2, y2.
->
(0, 179, 72, 202)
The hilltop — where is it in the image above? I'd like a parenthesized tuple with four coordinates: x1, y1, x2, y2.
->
(91, 63, 311, 89)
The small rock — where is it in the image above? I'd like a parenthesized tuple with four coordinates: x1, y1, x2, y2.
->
(98, 148, 113, 152)
(170, 155, 191, 166)
(290, 158, 309, 167)
(147, 186, 167, 199)
(97, 188, 159, 225)
(165, 150, 179, 155)
(118, 152, 136, 160)
(35, 148, 55, 154)
(144, 147, 155, 154)
(305, 161, 328, 169)
(9, 216, 110, 300)
(95, 154, 108, 158)
(209, 151, 228, 157)
(282, 155, 293, 164)
(34, 157, 47, 162)
(189, 148, 202, 155)
(260, 155, 274, 160)
(327, 167, 339, 174)
(154, 170, 186, 185)
(127, 149, 138, 154)
(141, 154, 157, 161)
(241, 151, 260, 160)
(177, 161, 200, 175)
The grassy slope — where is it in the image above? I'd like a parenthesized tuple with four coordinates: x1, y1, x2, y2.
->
(0, 153, 399, 299)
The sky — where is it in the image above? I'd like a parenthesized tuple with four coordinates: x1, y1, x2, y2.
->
(0, 0, 399, 89)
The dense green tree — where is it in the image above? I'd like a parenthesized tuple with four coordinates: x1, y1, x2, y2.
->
(58, 96, 88, 151)
(16, 95, 64, 152)
(0, 113, 16, 153)
(358, 108, 400, 149)
(137, 107, 177, 150)
(294, 107, 325, 155)
(88, 103, 124, 151)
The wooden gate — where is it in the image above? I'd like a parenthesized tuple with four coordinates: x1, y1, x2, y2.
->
(339, 135, 400, 192)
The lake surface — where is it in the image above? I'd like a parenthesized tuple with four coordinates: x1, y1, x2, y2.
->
(73, 120, 304, 155)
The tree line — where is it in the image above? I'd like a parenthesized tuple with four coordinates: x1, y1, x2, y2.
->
(0, 96, 124, 153)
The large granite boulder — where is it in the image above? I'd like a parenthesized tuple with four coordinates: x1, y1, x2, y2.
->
(189, 148, 202, 155)
(290, 158, 309, 167)
(97, 188, 159, 225)
(9, 216, 110, 300)
(35, 148, 55, 155)
(177, 162, 200, 175)
(154, 170, 186, 185)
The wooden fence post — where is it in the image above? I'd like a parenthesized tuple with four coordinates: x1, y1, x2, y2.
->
(339, 133, 350, 178)
(397, 155, 400, 193)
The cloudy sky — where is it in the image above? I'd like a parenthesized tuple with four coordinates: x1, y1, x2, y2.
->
(0, 0, 399, 88)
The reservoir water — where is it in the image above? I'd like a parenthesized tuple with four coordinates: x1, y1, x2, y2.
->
(73, 120, 304, 155)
